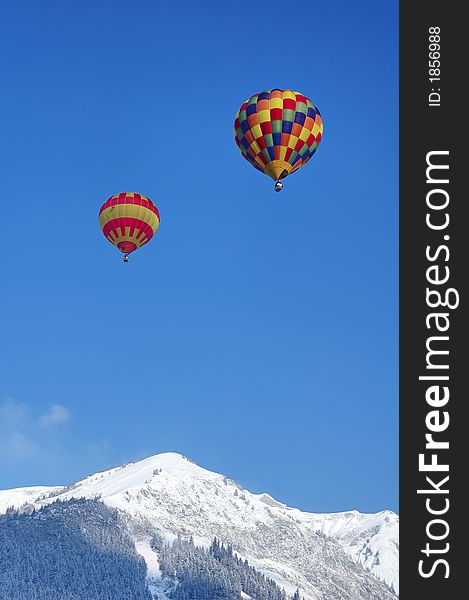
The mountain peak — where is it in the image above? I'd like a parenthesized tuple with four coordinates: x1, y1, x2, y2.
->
(56, 451, 221, 502)
(141, 451, 191, 463)
(124, 451, 213, 474)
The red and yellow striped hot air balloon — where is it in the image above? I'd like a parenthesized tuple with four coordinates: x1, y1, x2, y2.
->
(98, 192, 160, 262)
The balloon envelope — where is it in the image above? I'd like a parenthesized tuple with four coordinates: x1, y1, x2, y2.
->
(98, 192, 160, 256)
(234, 89, 323, 182)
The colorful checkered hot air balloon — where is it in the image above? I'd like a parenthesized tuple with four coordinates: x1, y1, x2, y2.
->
(234, 89, 323, 191)
(98, 192, 160, 262)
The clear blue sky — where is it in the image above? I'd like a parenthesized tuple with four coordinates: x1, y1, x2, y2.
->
(0, 0, 398, 513)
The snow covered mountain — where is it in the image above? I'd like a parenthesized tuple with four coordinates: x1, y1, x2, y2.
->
(0, 452, 399, 599)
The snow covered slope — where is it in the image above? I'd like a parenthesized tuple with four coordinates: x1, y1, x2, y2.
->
(0, 486, 63, 513)
(0, 453, 399, 598)
(298, 508, 399, 593)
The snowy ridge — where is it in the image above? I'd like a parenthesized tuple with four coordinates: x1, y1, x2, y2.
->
(0, 452, 399, 598)
(0, 486, 63, 513)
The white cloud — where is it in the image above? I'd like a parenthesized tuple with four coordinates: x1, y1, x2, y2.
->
(0, 399, 71, 465)
(39, 404, 71, 427)
(1, 430, 38, 459)
(0, 398, 27, 426)
(0, 398, 111, 480)
(0, 400, 34, 461)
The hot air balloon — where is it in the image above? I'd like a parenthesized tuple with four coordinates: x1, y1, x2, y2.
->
(98, 192, 160, 262)
(234, 89, 323, 191)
